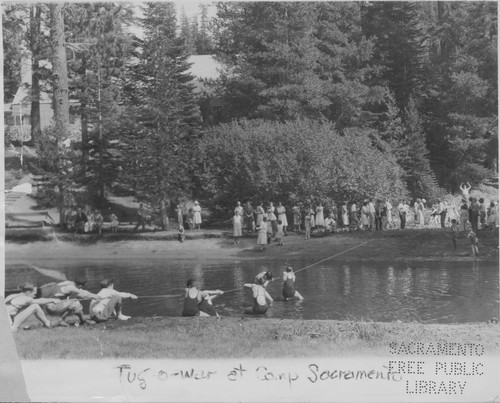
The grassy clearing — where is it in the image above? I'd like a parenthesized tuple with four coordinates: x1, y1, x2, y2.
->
(13, 317, 500, 360)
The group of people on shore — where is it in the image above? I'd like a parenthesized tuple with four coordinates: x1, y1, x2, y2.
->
(227, 188, 498, 248)
(7, 265, 304, 330)
(65, 207, 118, 234)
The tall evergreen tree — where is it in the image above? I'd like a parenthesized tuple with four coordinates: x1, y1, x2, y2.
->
(361, 2, 426, 110)
(121, 2, 202, 202)
(195, 4, 213, 54)
(65, 3, 133, 203)
(2, 4, 27, 103)
(421, 1, 497, 190)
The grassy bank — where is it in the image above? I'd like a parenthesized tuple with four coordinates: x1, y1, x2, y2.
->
(12, 317, 500, 360)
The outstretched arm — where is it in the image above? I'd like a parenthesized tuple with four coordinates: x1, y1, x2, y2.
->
(33, 298, 60, 305)
(117, 291, 138, 300)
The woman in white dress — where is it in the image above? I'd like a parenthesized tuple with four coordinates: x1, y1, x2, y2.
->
(193, 201, 202, 230)
(315, 203, 325, 230)
(276, 202, 288, 234)
(361, 201, 370, 230)
(341, 202, 349, 227)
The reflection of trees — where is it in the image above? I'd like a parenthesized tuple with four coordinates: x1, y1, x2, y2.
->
(342, 265, 351, 296)
(192, 263, 204, 290)
(386, 266, 395, 296)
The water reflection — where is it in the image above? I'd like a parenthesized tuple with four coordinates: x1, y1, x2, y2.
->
(5, 260, 499, 323)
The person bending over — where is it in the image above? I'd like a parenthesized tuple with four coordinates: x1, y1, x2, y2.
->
(243, 277, 273, 315)
(39, 276, 99, 326)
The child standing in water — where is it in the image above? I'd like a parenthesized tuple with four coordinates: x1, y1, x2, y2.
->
(467, 227, 480, 257)
(450, 219, 459, 250)
(282, 266, 304, 301)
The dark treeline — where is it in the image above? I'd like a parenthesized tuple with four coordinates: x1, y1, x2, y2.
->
(3, 2, 497, 218)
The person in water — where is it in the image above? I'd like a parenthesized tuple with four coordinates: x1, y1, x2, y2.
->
(282, 266, 304, 301)
(254, 270, 273, 287)
(243, 277, 273, 315)
(181, 279, 223, 317)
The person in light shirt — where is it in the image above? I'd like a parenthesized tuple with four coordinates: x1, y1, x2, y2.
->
(5, 283, 61, 331)
(89, 279, 138, 322)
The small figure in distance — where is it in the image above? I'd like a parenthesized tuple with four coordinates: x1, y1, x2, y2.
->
(5, 283, 62, 331)
(460, 182, 472, 199)
(275, 219, 284, 246)
(467, 225, 480, 257)
(233, 209, 242, 245)
(282, 266, 304, 301)
(243, 277, 273, 315)
(450, 219, 459, 250)
(178, 225, 186, 242)
(257, 216, 268, 251)
(89, 279, 138, 322)
(110, 212, 119, 233)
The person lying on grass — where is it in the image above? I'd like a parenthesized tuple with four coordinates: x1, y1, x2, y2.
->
(39, 276, 100, 326)
(6, 283, 62, 331)
(243, 277, 273, 315)
(89, 279, 138, 322)
(182, 279, 223, 317)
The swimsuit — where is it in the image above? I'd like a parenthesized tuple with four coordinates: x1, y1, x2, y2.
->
(282, 276, 295, 299)
(198, 299, 217, 316)
(182, 289, 200, 316)
(252, 286, 268, 314)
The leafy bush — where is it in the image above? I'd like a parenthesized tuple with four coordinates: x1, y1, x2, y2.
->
(196, 119, 407, 214)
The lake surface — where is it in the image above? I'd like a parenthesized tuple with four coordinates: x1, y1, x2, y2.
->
(5, 258, 499, 323)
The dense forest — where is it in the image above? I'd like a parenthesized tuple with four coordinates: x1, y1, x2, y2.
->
(3, 2, 498, 216)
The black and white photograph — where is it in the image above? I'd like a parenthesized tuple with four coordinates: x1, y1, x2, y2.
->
(2, 1, 499, 401)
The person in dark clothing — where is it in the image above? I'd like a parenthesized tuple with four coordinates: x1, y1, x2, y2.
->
(74, 208, 87, 234)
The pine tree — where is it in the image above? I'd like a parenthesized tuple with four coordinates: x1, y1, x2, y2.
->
(195, 4, 213, 54)
(398, 97, 440, 199)
(421, 2, 497, 190)
(361, 2, 426, 110)
(121, 2, 202, 202)
(179, 7, 195, 54)
(65, 3, 133, 204)
(214, 2, 328, 121)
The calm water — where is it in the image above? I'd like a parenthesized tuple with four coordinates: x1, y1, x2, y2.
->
(5, 258, 499, 323)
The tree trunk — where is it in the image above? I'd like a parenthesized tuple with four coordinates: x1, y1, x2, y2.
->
(49, 3, 70, 139)
(50, 3, 70, 225)
(29, 4, 42, 146)
(80, 54, 89, 171)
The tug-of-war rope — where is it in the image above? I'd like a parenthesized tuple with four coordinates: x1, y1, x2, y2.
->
(27, 240, 371, 300)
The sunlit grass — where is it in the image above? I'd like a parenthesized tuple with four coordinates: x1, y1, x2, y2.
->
(13, 317, 499, 360)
